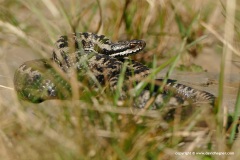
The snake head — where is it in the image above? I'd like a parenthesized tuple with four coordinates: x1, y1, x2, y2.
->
(102, 39, 146, 57)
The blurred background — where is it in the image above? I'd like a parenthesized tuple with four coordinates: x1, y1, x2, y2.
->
(0, 0, 239, 159)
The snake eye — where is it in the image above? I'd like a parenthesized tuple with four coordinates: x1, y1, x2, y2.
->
(129, 43, 137, 48)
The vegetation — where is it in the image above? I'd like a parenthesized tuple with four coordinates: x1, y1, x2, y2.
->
(0, 0, 239, 159)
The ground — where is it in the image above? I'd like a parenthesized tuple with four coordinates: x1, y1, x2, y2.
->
(0, 0, 239, 159)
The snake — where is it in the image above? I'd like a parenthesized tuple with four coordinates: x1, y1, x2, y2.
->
(14, 32, 216, 107)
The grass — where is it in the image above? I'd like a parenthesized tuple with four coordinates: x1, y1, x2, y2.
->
(0, 0, 240, 159)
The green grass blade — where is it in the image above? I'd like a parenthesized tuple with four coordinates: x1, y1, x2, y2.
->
(229, 87, 240, 144)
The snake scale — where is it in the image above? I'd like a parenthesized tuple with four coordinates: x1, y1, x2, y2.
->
(14, 32, 215, 108)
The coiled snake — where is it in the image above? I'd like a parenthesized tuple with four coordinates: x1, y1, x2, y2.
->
(14, 32, 215, 107)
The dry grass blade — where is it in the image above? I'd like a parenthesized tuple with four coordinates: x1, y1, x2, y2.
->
(201, 22, 240, 57)
(0, 85, 14, 90)
(0, 0, 239, 159)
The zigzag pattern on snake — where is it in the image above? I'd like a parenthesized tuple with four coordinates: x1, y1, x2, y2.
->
(14, 32, 215, 107)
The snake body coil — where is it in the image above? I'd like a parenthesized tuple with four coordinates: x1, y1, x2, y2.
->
(14, 32, 215, 106)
